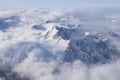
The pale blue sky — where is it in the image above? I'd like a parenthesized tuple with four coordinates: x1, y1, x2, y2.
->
(0, 0, 120, 9)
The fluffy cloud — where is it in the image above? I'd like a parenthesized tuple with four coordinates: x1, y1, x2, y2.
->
(0, 8, 120, 80)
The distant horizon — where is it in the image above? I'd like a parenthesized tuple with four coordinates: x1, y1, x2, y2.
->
(0, 0, 120, 9)
(0, 6, 120, 10)
(0, 7, 119, 10)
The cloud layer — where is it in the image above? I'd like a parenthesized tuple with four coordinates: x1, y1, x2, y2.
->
(0, 8, 120, 80)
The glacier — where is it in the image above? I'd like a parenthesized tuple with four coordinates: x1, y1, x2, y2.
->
(0, 8, 120, 80)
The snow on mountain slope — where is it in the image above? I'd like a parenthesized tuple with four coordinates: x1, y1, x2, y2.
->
(0, 8, 120, 80)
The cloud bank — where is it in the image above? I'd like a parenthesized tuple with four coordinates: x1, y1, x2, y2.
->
(0, 8, 120, 80)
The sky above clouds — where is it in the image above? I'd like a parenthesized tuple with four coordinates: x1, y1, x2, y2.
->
(0, 0, 120, 9)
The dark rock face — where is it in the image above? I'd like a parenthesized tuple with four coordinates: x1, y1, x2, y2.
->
(64, 37, 120, 64)
(56, 27, 120, 64)
(56, 26, 77, 40)
(32, 25, 45, 30)
(0, 16, 20, 31)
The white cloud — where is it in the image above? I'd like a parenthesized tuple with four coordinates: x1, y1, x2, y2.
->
(0, 8, 120, 80)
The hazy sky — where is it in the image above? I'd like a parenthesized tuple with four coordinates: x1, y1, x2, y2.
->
(0, 0, 120, 9)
